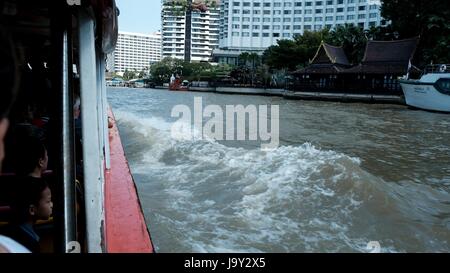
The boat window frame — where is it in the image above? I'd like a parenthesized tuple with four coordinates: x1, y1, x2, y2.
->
(434, 78, 450, 95)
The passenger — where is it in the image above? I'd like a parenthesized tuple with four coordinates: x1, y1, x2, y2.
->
(0, 26, 30, 253)
(7, 178, 53, 253)
(15, 137, 48, 179)
(73, 94, 83, 181)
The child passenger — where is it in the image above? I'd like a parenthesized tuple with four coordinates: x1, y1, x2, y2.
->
(7, 178, 53, 253)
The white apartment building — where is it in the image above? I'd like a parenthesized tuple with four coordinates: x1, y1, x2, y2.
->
(161, 0, 220, 62)
(216, 0, 383, 64)
(111, 31, 162, 73)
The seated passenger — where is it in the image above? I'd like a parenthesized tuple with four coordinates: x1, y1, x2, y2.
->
(7, 178, 53, 253)
(15, 136, 48, 178)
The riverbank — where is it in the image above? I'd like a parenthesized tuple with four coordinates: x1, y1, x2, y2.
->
(154, 85, 404, 104)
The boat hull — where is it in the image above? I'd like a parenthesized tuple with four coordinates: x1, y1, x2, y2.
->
(400, 81, 450, 113)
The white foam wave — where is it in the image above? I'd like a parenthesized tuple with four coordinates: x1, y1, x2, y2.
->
(114, 110, 450, 253)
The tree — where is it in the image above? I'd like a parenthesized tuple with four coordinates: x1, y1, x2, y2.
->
(326, 24, 367, 65)
(381, 0, 450, 65)
(123, 69, 137, 81)
(262, 30, 327, 70)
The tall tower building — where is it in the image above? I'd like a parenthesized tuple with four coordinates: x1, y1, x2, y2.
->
(215, 0, 383, 64)
(161, 0, 221, 62)
(110, 31, 162, 74)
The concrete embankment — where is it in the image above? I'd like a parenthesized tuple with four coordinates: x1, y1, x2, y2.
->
(150, 85, 404, 104)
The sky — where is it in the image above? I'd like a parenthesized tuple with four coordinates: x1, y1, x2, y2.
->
(115, 0, 161, 34)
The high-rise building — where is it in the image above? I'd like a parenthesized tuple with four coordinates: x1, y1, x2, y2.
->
(161, 0, 220, 62)
(215, 0, 383, 64)
(109, 31, 162, 73)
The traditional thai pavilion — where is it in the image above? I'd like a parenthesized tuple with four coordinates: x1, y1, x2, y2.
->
(298, 41, 351, 74)
(289, 37, 420, 95)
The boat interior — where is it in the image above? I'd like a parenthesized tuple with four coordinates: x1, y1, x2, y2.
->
(0, 0, 112, 253)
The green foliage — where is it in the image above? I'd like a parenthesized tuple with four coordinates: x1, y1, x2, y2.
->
(327, 24, 367, 65)
(149, 58, 231, 84)
(381, 0, 450, 65)
(123, 69, 137, 81)
(262, 29, 329, 70)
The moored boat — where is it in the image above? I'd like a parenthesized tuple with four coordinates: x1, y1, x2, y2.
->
(399, 64, 450, 113)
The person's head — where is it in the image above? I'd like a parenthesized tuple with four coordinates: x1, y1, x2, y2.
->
(11, 178, 53, 224)
(0, 26, 19, 171)
(73, 96, 81, 119)
(16, 137, 48, 177)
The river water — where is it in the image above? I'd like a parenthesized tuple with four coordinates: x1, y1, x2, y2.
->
(107, 87, 450, 253)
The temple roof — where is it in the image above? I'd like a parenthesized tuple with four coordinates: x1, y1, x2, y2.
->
(310, 42, 350, 66)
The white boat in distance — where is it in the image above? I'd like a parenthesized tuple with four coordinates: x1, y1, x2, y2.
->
(399, 64, 450, 113)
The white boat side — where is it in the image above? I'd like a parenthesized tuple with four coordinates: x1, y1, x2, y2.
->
(399, 73, 450, 113)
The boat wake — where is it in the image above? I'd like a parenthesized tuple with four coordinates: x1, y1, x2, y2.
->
(114, 110, 450, 253)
